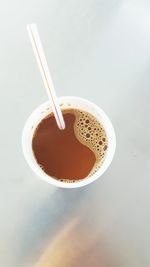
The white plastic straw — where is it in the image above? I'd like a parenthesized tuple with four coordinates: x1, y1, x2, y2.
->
(27, 23, 65, 130)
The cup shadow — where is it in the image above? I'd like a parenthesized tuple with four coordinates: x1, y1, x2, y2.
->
(17, 185, 87, 267)
(33, 220, 120, 267)
(17, 177, 119, 267)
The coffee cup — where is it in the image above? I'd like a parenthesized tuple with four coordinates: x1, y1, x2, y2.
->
(22, 96, 116, 188)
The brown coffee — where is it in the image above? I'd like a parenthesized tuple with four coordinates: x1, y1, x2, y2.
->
(32, 109, 108, 182)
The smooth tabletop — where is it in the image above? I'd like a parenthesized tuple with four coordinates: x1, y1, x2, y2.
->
(0, 0, 150, 266)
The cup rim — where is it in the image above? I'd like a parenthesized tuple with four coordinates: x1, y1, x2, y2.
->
(22, 96, 116, 188)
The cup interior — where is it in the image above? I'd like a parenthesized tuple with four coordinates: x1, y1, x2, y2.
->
(22, 96, 116, 188)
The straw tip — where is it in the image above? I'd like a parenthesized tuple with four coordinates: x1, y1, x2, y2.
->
(59, 123, 66, 130)
(26, 23, 37, 29)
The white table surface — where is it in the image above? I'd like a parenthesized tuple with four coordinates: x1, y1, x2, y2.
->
(0, 0, 150, 266)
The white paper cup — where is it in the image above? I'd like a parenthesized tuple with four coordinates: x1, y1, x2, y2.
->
(22, 96, 116, 188)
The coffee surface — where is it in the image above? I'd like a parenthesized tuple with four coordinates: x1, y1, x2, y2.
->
(32, 109, 108, 182)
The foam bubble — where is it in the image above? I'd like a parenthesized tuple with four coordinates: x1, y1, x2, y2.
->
(63, 108, 108, 177)
(56, 178, 82, 183)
